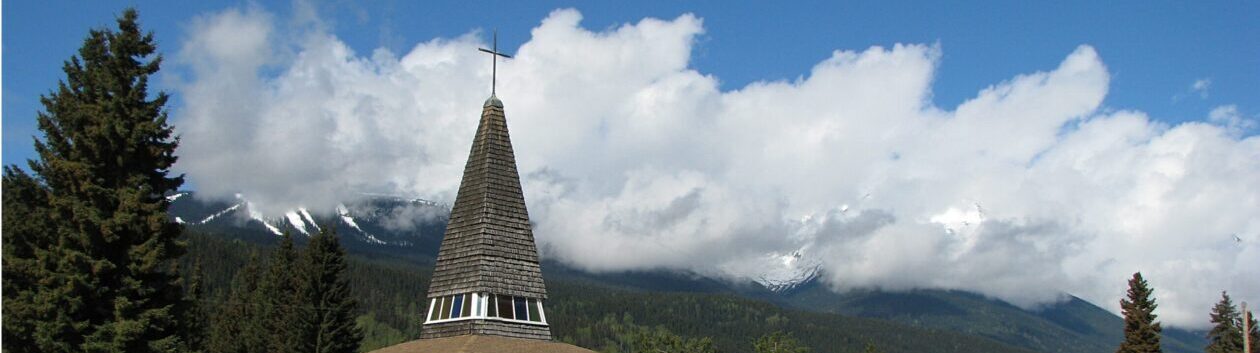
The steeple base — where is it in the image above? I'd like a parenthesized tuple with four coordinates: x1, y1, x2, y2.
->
(421, 320, 552, 341)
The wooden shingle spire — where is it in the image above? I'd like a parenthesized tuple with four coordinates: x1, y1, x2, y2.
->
(421, 95, 552, 340)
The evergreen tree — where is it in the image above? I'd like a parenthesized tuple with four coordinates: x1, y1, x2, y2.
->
(1, 8, 188, 353)
(632, 327, 717, 353)
(302, 228, 363, 353)
(1116, 272, 1162, 353)
(261, 232, 306, 353)
(863, 342, 883, 353)
(183, 260, 208, 353)
(2, 167, 56, 353)
(1206, 291, 1244, 353)
(207, 254, 267, 353)
(754, 331, 810, 353)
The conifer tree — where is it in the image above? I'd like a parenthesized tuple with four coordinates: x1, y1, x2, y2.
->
(207, 254, 267, 353)
(302, 228, 363, 353)
(262, 232, 306, 353)
(1, 8, 189, 353)
(1117, 272, 1162, 353)
(1206, 291, 1243, 353)
(1, 167, 56, 353)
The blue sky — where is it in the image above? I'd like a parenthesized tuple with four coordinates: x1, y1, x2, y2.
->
(3, 1, 1257, 166)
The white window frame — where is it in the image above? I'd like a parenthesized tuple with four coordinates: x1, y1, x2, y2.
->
(423, 293, 549, 326)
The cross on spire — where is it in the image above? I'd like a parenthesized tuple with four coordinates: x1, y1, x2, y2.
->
(478, 29, 512, 96)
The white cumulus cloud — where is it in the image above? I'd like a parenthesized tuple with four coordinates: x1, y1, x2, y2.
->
(172, 7, 1260, 329)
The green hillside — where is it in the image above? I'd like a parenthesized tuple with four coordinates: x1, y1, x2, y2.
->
(184, 230, 1035, 353)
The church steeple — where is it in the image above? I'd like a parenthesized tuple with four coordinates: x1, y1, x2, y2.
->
(420, 94, 551, 340)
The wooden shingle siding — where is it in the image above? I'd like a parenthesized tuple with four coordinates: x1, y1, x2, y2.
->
(423, 96, 551, 340)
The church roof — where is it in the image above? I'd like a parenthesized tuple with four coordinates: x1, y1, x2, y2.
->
(426, 96, 547, 299)
(368, 334, 595, 353)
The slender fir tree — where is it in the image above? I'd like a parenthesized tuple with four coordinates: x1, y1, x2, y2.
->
(206, 253, 267, 353)
(1, 8, 189, 353)
(262, 232, 306, 353)
(302, 228, 363, 353)
(1117, 272, 1162, 353)
(1206, 291, 1244, 353)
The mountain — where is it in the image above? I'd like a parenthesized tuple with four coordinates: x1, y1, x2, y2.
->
(169, 192, 1208, 353)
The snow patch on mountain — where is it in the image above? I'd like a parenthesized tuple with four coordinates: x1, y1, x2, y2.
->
(285, 211, 309, 235)
(755, 250, 823, 293)
(199, 203, 242, 224)
(166, 192, 187, 202)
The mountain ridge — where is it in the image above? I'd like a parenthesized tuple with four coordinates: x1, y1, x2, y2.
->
(168, 191, 1208, 353)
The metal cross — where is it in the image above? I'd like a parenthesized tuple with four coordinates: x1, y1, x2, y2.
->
(478, 30, 512, 96)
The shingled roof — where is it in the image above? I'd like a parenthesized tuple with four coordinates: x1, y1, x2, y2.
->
(420, 96, 552, 341)
(427, 95, 546, 299)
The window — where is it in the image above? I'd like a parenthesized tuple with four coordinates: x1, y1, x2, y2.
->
(496, 294, 514, 319)
(460, 293, 472, 317)
(528, 298, 542, 322)
(514, 296, 528, 321)
(487, 294, 498, 317)
(428, 298, 441, 321)
(439, 296, 452, 320)
(451, 294, 464, 318)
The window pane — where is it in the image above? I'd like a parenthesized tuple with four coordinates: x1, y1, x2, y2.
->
(497, 295, 514, 319)
(428, 298, 440, 321)
(487, 295, 498, 317)
(461, 293, 472, 317)
(439, 296, 452, 320)
(528, 299, 542, 322)
(451, 295, 464, 318)
(514, 297, 528, 321)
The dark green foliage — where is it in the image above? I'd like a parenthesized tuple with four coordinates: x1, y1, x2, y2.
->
(263, 233, 307, 353)
(754, 331, 809, 353)
(202, 229, 362, 353)
(1206, 292, 1243, 353)
(1, 7, 190, 353)
(1, 167, 56, 353)
(183, 231, 1036, 353)
(1117, 272, 1161, 353)
(206, 254, 267, 353)
(302, 228, 364, 353)
(862, 342, 882, 353)
(631, 326, 717, 353)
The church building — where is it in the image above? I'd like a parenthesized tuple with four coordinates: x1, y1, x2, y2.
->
(369, 36, 595, 353)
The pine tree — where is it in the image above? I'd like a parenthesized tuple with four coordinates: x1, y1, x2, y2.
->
(1206, 291, 1244, 353)
(1117, 272, 1162, 353)
(1, 8, 188, 353)
(754, 331, 810, 353)
(262, 232, 306, 353)
(302, 228, 363, 353)
(183, 260, 208, 353)
(207, 253, 267, 353)
(2, 167, 56, 353)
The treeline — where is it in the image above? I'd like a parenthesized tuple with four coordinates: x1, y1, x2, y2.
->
(181, 230, 1024, 353)
(201, 229, 362, 353)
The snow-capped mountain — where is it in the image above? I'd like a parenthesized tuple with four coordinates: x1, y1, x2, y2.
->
(167, 191, 449, 251)
(754, 250, 823, 293)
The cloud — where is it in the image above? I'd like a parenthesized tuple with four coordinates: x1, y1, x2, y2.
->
(172, 7, 1260, 329)
(1192, 78, 1211, 98)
